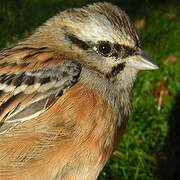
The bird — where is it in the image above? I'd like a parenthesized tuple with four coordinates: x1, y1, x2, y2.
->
(0, 2, 159, 180)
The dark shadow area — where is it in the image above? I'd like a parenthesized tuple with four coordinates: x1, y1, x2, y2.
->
(157, 93, 180, 180)
(0, 0, 179, 30)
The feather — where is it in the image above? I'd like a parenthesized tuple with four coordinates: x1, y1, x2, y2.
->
(0, 44, 81, 134)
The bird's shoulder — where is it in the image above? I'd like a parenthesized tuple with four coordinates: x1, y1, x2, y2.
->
(0, 42, 81, 134)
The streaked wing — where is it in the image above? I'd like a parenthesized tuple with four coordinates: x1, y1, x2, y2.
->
(0, 42, 81, 134)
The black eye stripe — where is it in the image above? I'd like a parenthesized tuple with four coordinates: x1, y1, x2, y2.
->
(124, 46, 137, 56)
(95, 41, 137, 58)
(114, 44, 121, 52)
(113, 44, 137, 57)
(66, 33, 137, 58)
(66, 34, 90, 50)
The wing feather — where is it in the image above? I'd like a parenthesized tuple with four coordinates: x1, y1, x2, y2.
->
(0, 43, 81, 134)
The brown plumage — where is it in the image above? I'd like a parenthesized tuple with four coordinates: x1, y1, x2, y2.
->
(0, 2, 158, 180)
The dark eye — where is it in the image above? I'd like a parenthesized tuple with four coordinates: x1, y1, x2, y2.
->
(97, 41, 112, 56)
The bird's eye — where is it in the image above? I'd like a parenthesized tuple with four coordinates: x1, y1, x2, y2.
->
(97, 41, 112, 56)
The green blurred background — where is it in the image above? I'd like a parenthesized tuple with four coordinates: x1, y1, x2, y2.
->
(0, 0, 180, 179)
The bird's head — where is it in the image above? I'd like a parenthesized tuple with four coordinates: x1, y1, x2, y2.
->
(30, 2, 159, 82)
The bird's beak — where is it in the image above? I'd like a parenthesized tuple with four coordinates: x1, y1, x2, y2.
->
(126, 49, 159, 70)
